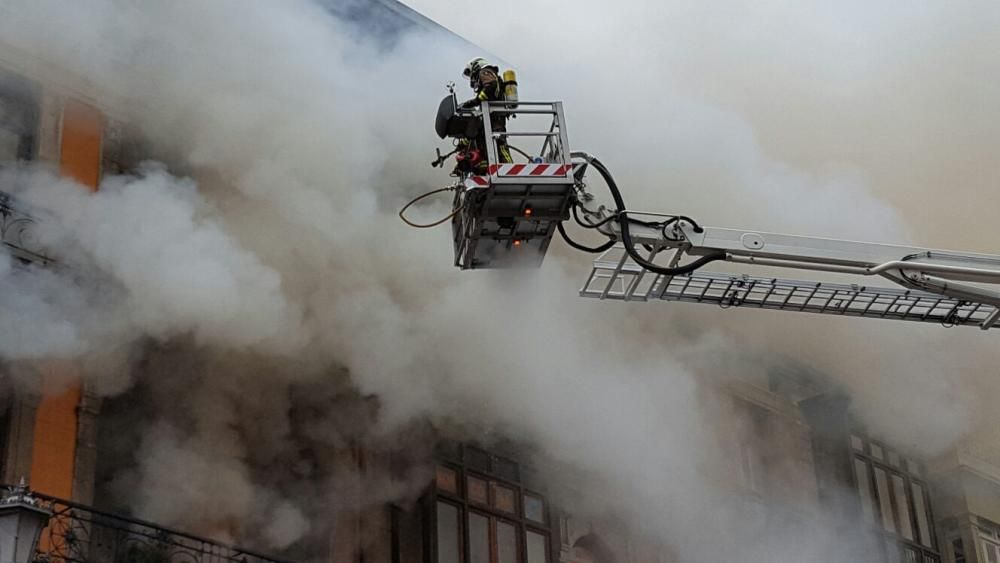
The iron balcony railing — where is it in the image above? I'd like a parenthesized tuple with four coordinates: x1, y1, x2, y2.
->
(18, 488, 292, 563)
(0, 190, 52, 265)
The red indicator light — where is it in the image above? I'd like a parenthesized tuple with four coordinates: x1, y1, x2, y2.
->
(513, 240, 522, 247)
(524, 207, 533, 217)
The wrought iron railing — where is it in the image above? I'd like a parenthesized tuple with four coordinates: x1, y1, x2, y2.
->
(0, 190, 52, 265)
(22, 489, 292, 563)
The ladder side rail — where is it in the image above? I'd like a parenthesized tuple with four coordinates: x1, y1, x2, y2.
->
(480, 100, 499, 173)
(484, 100, 563, 110)
(481, 109, 561, 115)
(680, 224, 1000, 266)
(600, 215, 1000, 270)
(554, 102, 571, 166)
(911, 251, 1000, 267)
(539, 120, 557, 162)
(726, 255, 1000, 285)
(685, 225, 929, 264)
(981, 309, 1000, 330)
(597, 217, 1000, 290)
(890, 273, 1000, 308)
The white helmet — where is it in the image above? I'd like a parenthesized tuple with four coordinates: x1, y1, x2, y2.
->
(463, 57, 498, 89)
(463, 57, 489, 80)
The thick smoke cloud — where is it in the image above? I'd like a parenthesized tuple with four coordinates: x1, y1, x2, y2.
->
(0, 1, 998, 561)
(4, 165, 306, 354)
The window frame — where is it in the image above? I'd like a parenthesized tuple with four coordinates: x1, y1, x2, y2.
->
(947, 536, 966, 563)
(432, 445, 553, 563)
(0, 71, 38, 163)
(850, 435, 940, 562)
(979, 535, 1000, 563)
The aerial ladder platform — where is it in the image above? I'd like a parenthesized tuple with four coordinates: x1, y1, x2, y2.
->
(580, 222, 1000, 330)
(413, 92, 1000, 332)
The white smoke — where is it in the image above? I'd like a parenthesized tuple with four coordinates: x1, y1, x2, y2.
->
(2, 165, 305, 355)
(0, 249, 85, 359)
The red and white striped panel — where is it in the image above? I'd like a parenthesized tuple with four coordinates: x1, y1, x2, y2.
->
(488, 163, 573, 177)
(465, 162, 583, 189)
(464, 175, 491, 190)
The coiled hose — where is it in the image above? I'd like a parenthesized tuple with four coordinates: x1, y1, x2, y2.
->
(564, 153, 726, 276)
(398, 186, 463, 228)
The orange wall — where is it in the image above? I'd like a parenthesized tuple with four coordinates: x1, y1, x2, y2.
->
(59, 99, 102, 189)
(30, 100, 103, 498)
(29, 373, 81, 499)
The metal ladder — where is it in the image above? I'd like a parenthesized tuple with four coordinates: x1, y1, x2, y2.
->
(581, 247, 999, 329)
(578, 214, 1000, 331)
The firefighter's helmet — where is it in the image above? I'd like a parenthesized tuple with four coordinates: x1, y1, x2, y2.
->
(463, 57, 487, 80)
(463, 57, 498, 89)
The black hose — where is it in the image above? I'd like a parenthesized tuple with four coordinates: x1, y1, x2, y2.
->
(572, 202, 676, 231)
(508, 144, 533, 161)
(659, 215, 704, 235)
(557, 221, 617, 253)
(571, 203, 617, 229)
(581, 155, 726, 276)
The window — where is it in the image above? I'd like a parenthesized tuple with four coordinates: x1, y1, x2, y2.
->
(981, 538, 1000, 563)
(951, 538, 965, 563)
(738, 440, 764, 495)
(438, 501, 462, 563)
(101, 119, 149, 176)
(573, 534, 618, 563)
(851, 435, 940, 562)
(893, 475, 914, 540)
(0, 72, 37, 163)
(736, 403, 768, 495)
(434, 445, 551, 563)
(854, 458, 875, 524)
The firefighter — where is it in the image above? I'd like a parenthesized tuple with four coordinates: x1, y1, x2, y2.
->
(456, 57, 512, 173)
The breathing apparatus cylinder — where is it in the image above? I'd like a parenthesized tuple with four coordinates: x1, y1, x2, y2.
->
(502, 69, 518, 105)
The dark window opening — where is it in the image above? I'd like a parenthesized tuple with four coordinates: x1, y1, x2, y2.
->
(101, 120, 151, 177)
(431, 445, 551, 563)
(573, 534, 617, 563)
(0, 71, 38, 163)
(951, 538, 965, 563)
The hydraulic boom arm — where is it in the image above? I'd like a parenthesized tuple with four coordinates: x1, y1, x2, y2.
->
(581, 218, 1000, 330)
(573, 156, 1000, 331)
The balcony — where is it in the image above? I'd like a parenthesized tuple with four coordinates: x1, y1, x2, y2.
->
(0, 191, 52, 265)
(17, 488, 290, 563)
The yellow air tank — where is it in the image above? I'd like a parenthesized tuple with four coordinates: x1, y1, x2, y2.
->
(503, 69, 518, 105)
